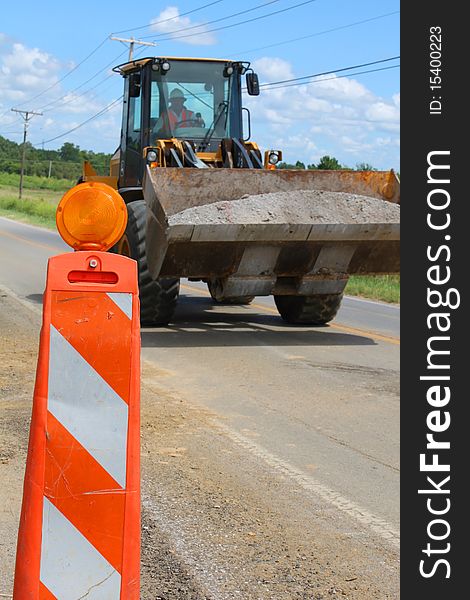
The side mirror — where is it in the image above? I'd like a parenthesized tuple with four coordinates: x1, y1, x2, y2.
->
(129, 72, 141, 98)
(246, 72, 260, 96)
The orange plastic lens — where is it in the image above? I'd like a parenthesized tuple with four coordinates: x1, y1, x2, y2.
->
(56, 182, 127, 251)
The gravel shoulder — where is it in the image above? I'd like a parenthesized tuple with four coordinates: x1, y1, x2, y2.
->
(0, 293, 399, 599)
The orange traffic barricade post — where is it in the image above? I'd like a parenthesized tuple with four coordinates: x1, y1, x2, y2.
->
(13, 183, 140, 599)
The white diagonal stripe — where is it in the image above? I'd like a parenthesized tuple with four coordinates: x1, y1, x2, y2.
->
(106, 292, 132, 320)
(40, 498, 121, 599)
(48, 325, 128, 487)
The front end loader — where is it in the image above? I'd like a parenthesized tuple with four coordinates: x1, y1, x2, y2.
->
(81, 56, 400, 325)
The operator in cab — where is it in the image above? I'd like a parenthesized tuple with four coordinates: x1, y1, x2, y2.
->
(155, 88, 205, 136)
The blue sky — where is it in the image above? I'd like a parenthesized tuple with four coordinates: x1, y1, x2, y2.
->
(0, 0, 399, 169)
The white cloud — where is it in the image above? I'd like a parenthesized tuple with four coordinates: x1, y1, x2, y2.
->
(313, 74, 372, 103)
(52, 92, 102, 115)
(365, 101, 399, 123)
(0, 40, 61, 105)
(246, 58, 400, 169)
(1, 36, 399, 166)
(150, 6, 216, 46)
(252, 57, 294, 82)
(0, 35, 123, 152)
(339, 135, 373, 155)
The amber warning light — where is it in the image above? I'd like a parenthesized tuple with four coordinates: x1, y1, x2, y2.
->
(56, 182, 127, 251)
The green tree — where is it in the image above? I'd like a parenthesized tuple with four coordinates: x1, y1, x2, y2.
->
(59, 142, 81, 163)
(315, 155, 342, 170)
(278, 161, 305, 170)
(356, 162, 377, 171)
(0, 135, 112, 177)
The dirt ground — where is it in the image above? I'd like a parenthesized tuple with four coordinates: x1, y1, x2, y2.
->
(0, 292, 398, 599)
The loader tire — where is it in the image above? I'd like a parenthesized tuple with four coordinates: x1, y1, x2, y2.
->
(112, 200, 179, 326)
(274, 293, 343, 325)
(207, 279, 254, 305)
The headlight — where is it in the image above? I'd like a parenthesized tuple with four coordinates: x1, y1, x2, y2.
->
(268, 152, 280, 165)
(224, 65, 234, 76)
(161, 61, 171, 72)
(147, 150, 158, 162)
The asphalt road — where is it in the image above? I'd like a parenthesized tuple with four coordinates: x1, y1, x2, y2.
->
(0, 216, 399, 339)
(0, 216, 400, 596)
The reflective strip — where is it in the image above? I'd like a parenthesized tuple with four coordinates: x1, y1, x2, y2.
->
(40, 498, 121, 599)
(39, 581, 57, 599)
(51, 291, 132, 403)
(106, 292, 133, 320)
(48, 325, 128, 488)
(44, 412, 126, 572)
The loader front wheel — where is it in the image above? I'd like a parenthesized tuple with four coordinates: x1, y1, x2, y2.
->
(112, 200, 179, 326)
(274, 293, 343, 325)
(207, 279, 254, 305)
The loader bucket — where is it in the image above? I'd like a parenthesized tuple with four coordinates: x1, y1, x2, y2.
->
(144, 167, 400, 298)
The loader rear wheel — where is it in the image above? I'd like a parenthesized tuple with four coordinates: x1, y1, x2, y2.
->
(112, 200, 179, 326)
(207, 279, 254, 305)
(274, 293, 343, 325)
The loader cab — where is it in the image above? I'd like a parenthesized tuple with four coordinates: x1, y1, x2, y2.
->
(117, 57, 257, 190)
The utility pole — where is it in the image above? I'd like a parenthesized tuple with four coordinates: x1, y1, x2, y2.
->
(11, 108, 42, 199)
(109, 36, 157, 61)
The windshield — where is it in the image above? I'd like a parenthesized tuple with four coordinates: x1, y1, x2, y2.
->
(150, 60, 232, 142)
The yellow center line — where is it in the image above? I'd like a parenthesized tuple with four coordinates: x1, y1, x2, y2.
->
(0, 227, 400, 347)
(181, 282, 400, 346)
(0, 228, 60, 253)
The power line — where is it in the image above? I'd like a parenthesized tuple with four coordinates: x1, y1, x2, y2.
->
(109, 36, 157, 61)
(34, 44, 142, 115)
(112, 0, 227, 35)
(259, 64, 399, 92)
(34, 55, 398, 148)
(35, 48, 129, 112)
(0, 115, 22, 128)
(257, 56, 400, 89)
(42, 76, 119, 115)
(231, 10, 400, 57)
(15, 37, 110, 109)
(141, 0, 282, 40)
(0, 110, 23, 123)
(38, 96, 123, 146)
(38, 44, 150, 115)
(142, 0, 319, 43)
(41, 74, 114, 113)
(36, 44, 150, 121)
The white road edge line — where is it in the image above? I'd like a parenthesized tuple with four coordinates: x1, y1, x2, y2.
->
(215, 422, 400, 549)
(142, 496, 229, 600)
(1, 280, 400, 549)
(0, 283, 42, 316)
(0, 215, 59, 236)
(1, 218, 400, 310)
(344, 294, 400, 309)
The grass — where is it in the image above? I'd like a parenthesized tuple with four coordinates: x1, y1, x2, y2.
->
(0, 172, 74, 191)
(0, 178, 400, 303)
(0, 180, 63, 229)
(0, 195, 58, 229)
(346, 275, 400, 304)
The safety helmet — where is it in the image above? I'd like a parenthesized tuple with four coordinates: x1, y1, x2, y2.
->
(169, 88, 186, 101)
